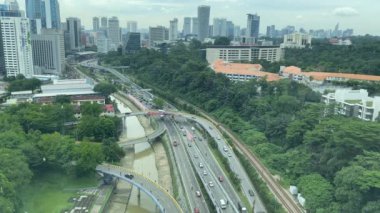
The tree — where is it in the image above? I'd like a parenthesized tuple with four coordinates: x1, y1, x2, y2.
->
(214, 36, 231, 45)
(153, 97, 164, 109)
(94, 82, 117, 97)
(0, 149, 32, 188)
(298, 174, 334, 212)
(73, 142, 104, 176)
(80, 103, 103, 117)
(54, 95, 71, 104)
(102, 138, 125, 162)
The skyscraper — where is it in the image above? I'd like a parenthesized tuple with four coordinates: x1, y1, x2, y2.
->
(123, 32, 141, 54)
(44, 0, 61, 29)
(183, 17, 191, 36)
(149, 26, 168, 48)
(169, 18, 178, 41)
(247, 13, 260, 39)
(26, 0, 61, 33)
(127, 21, 137, 33)
(0, 16, 34, 77)
(31, 29, 65, 75)
(197, 5, 210, 41)
(100, 17, 107, 28)
(25, 0, 43, 34)
(191, 17, 198, 35)
(5, 0, 19, 10)
(212, 18, 227, 37)
(108, 17, 121, 49)
(66, 17, 81, 51)
(92, 17, 99, 30)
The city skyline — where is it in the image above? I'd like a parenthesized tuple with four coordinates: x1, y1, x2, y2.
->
(16, 0, 380, 35)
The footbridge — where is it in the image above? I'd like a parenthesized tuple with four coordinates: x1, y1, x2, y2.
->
(96, 163, 182, 213)
(118, 121, 166, 147)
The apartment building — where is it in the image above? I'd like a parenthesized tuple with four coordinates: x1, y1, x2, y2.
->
(206, 45, 284, 64)
(322, 89, 380, 121)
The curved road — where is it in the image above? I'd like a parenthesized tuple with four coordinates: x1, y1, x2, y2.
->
(96, 163, 183, 213)
(118, 121, 166, 147)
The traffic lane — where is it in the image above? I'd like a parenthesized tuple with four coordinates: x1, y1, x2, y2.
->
(186, 135, 236, 213)
(165, 122, 209, 213)
(184, 125, 242, 212)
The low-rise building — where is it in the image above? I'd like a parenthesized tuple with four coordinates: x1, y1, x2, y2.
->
(212, 60, 280, 82)
(281, 32, 312, 49)
(322, 89, 380, 121)
(280, 66, 380, 84)
(206, 45, 284, 64)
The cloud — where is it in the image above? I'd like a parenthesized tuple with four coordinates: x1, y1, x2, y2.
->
(333, 7, 359, 17)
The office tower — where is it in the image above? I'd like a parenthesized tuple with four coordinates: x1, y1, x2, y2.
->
(234, 25, 240, 39)
(5, 0, 19, 10)
(0, 16, 34, 77)
(43, 0, 61, 29)
(197, 5, 210, 41)
(66, 17, 81, 51)
(183, 17, 191, 36)
(0, 3, 22, 16)
(127, 21, 137, 33)
(247, 13, 260, 38)
(123, 32, 141, 54)
(213, 18, 227, 37)
(226, 21, 234, 39)
(266, 25, 275, 38)
(25, 0, 43, 33)
(191, 17, 198, 35)
(149, 26, 168, 48)
(108, 16, 121, 49)
(281, 32, 312, 48)
(169, 18, 178, 41)
(92, 17, 99, 30)
(96, 31, 109, 53)
(31, 29, 65, 75)
(100, 17, 107, 28)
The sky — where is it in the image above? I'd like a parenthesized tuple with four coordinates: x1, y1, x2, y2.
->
(19, 0, 380, 35)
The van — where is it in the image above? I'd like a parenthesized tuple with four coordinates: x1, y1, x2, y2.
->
(220, 199, 227, 209)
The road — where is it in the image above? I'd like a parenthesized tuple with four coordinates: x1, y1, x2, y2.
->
(118, 120, 166, 147)
(165, 121, 209, 213)
(96, 164, 183, 213)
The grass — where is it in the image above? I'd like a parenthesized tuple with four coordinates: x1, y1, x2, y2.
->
(21, 170, 98, 213)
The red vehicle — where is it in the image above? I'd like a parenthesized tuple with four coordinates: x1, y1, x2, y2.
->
(218, 176, 224, 182)
(194, 207, 200, 213)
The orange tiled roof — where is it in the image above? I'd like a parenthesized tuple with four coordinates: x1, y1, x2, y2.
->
(283, 66, 380, 82)
(212, 60, 281, 81)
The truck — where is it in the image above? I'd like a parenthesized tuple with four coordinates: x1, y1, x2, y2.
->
(220, 199, 227, 209)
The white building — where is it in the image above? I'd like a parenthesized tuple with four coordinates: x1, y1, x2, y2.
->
(108, 17, 121, 50)
(322, 89, 380, 121)
(183, 17, 191, 36)
(213, 18, 227, 37)
(96, 35, 110, 54)
(31, 29, 65, 75)
(127, 21, 137, 33)
(281, 33, 312, 48)
(206, 45, 284, 64)
(0, 16, 34, 78)
(169, 18, 178, 41)
(149, 26, 168, 48)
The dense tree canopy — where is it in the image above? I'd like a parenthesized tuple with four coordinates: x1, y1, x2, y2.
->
(100, 39, 380, 212)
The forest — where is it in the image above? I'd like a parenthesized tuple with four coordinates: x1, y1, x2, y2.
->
(101, 40, 380, 212)
(0, 102, 124, 213)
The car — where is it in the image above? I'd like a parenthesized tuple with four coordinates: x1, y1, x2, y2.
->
(188, 143, 192, 147)
(194, 154, 199, 159)
(248, 189, 255, 197)
(194, 207, 200, 213)
(124, 174, 134, 179)
(203, 170, 208, 176)
(223, 146, 228, 152)
(173, 141, 178, 147)
(228, 153, 232, 157)
(195, 191, 201, 197)
(209, 181, 214, 187)
(218, 176, 224, 182)
(199, 163, 204, 168)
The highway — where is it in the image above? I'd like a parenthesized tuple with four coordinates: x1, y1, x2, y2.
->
(165, 121, 209, 213)
(96, 164, 183, 213)
(118, 120, 166, 147)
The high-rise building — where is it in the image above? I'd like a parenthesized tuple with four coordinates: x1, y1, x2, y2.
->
(212, 18, 227, 37)
(0, 16, 34, 77)
(5, 0, 19, 10)
(233, 25, 241, 39)
(169, 18, 178, 41)
(31, 29, 65, 75)
(66, 17, 81, 51)
(44, 0, 61, 29)
(149, 26, 168, 48)
(266, 25, 275, 38)
(183, 17, 191, 36)
(100, 17, 107, 28)
(92, 17, 99, 31)
(25, 0, 43, 33)
(226, 21, 234, 39)
(127, 21, 137, 33)
(107, 16, 121, 50)
(247, 13, 260, 39)
(191, 17, 198, 35)
(0, 2, 22, 17)
(123, 32, 141, 54)
(197, 5, 210, 41)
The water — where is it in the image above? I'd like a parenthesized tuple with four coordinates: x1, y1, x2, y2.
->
(111, 96, 158, 213)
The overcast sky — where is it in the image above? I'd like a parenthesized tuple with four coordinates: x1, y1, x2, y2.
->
(19, 0, 379, 35)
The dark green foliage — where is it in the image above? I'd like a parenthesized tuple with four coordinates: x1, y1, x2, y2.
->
(100, 39, 380, 212)
(94, 82, 117, 97)
(6, 78, 41, 92)
(213, 36, 231, 45)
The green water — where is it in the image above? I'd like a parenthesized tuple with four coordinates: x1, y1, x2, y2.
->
(21, 171, 98, 213)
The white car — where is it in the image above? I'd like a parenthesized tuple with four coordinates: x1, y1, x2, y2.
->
(209, 181, 214, 187)
(223, 146, 228, 152)
(203, 170, 208, 176)
(199, 163, 204, 168)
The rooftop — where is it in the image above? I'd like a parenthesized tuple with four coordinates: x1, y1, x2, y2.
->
(212, 60, 280, 82)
